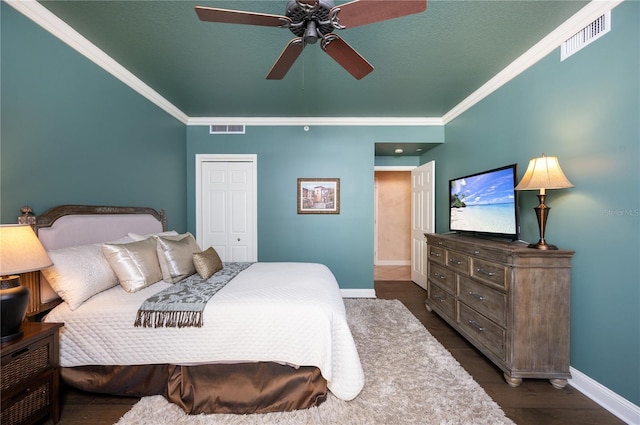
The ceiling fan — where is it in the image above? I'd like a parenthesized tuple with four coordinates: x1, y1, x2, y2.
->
(195, 0, 427, 80)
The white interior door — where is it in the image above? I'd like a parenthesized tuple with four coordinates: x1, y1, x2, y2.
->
(411, 160, 435, 289)
(196, 155, 257, 262)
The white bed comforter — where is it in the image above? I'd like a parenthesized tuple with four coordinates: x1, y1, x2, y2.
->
(44, 262, 364, 401)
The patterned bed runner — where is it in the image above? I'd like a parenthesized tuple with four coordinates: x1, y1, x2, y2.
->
(134, 262, 253, 328)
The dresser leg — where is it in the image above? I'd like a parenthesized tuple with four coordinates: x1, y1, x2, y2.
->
(424, 300, 432, 312)
(550, 378, 568, 389)
(503, 373, 522, 387)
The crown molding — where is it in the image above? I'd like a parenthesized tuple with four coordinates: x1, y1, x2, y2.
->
(442, 0, 624, 124)
(5, 0, 190, 125)
(187, 116, 443, 127)
(7, 0, 623, 128)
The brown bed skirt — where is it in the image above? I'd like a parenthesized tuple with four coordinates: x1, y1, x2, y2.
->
(61, 362, 328, 414)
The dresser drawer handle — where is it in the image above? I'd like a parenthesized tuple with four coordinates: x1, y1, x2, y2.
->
(476, 268, 496, 277)
(468, 291, 486, 301)
(433, 272, 446, 280)
(430, 251, 441, 257)
(449, 258, 463, 265)
(11, 347, 30, 358)
(474, 250, 480, 255)
(468, 320, 485, 332)
(433, 295, 445, 303)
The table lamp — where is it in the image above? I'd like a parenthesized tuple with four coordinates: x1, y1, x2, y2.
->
(0, 224, 53, 342)
(515, 154, 574, 250)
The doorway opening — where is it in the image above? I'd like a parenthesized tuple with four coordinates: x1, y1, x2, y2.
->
(374, 169, 412, 281)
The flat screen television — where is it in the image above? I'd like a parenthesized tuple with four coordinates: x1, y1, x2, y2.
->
(449, 163, 520, 240)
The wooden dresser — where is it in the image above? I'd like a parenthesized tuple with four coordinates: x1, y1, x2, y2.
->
(424, 233, 574, 388)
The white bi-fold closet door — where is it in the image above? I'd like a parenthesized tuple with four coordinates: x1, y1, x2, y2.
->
(196, 154, 257, 262)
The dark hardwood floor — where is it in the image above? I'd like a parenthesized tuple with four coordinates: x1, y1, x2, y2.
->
(375, 281, 625, 425)
(45, 280, 625, 425)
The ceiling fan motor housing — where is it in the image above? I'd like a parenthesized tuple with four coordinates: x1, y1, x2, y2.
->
(286, 0, 336, 44)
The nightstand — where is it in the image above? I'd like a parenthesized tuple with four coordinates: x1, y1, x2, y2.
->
(1, 322, 63, 425)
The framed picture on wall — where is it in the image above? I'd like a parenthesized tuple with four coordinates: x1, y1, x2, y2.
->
(297, 178, 340, 214)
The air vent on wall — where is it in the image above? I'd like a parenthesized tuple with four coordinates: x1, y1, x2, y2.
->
(209, 125, 246, 134)
(561, 11, 611, 61)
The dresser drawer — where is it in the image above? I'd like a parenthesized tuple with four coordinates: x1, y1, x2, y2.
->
(428, 283, 456, 320)
(1, 373, 53, 425)
(428, 262, 456, 294)
(427, 246, 446, 265)
(470, 258, 507, 289)
(458, 276, 507, 326)
(446, 251, 469, 274)
(467, 244, 509, 263)
(1, 336, 53, 391)
(458, 303, 506, 361)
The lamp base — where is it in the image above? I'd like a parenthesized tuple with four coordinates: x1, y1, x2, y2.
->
(528, 240, 558, 250)
(0, 329, 24, 343)
(528, 194, 558, 250)
(0, 275, 30, 344)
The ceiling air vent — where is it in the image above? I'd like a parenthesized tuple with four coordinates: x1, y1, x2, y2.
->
(209, 125, 246, 134)
(561, 11, 611, 61)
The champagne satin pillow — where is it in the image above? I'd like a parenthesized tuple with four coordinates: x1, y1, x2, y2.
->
(156, 233, 201, 283)
(102, 238, 163, 292)
(192, 247, 223, 279)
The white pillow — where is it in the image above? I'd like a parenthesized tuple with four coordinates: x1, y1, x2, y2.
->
(41, 243, 119, 310)
(102, 238, 163, 292)
(155, 233, 201, 283)
(128, 230, 178, 241)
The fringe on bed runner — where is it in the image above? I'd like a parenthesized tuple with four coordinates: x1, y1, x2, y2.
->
(134, 310, 203, 328)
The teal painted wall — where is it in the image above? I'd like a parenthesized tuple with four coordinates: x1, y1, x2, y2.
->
(187, 125, 443, 289)
(0, 4, 187, 230)
(423, 2, 639, 405)
(3, 0, 638, 409)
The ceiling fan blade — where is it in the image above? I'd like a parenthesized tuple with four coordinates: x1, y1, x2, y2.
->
(195, 6, 291, 28)
(321, 35, 373, 80)
(330, 0, 427, 29)
(266, 38, 305, 80)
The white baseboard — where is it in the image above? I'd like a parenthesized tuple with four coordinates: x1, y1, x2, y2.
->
(341, 289, 376, 298)
(569, 367, 640, 424)
(375, 260, 411, 266)
(339, 294, 639, 423)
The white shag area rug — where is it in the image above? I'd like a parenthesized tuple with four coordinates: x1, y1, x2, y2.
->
(116, 299, 514, 425)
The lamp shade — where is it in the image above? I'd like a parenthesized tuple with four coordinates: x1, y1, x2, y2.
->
(1, 225, 52, 342)
(0, 224, 52, 275)
(515, 155, 574, 191)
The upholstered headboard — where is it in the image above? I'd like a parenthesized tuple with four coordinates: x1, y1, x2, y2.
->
(22, 204, 166, 317)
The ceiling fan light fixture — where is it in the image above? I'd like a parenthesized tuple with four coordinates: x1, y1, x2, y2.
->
(304, 21, 319, 44)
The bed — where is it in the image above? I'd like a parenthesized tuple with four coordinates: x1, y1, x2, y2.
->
(24, 204, 364, 414)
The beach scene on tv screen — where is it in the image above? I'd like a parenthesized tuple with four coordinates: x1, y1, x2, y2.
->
(450, 168, 516, 234)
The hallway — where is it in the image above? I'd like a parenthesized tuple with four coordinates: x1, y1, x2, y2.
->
(373, 265, 411, 281)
